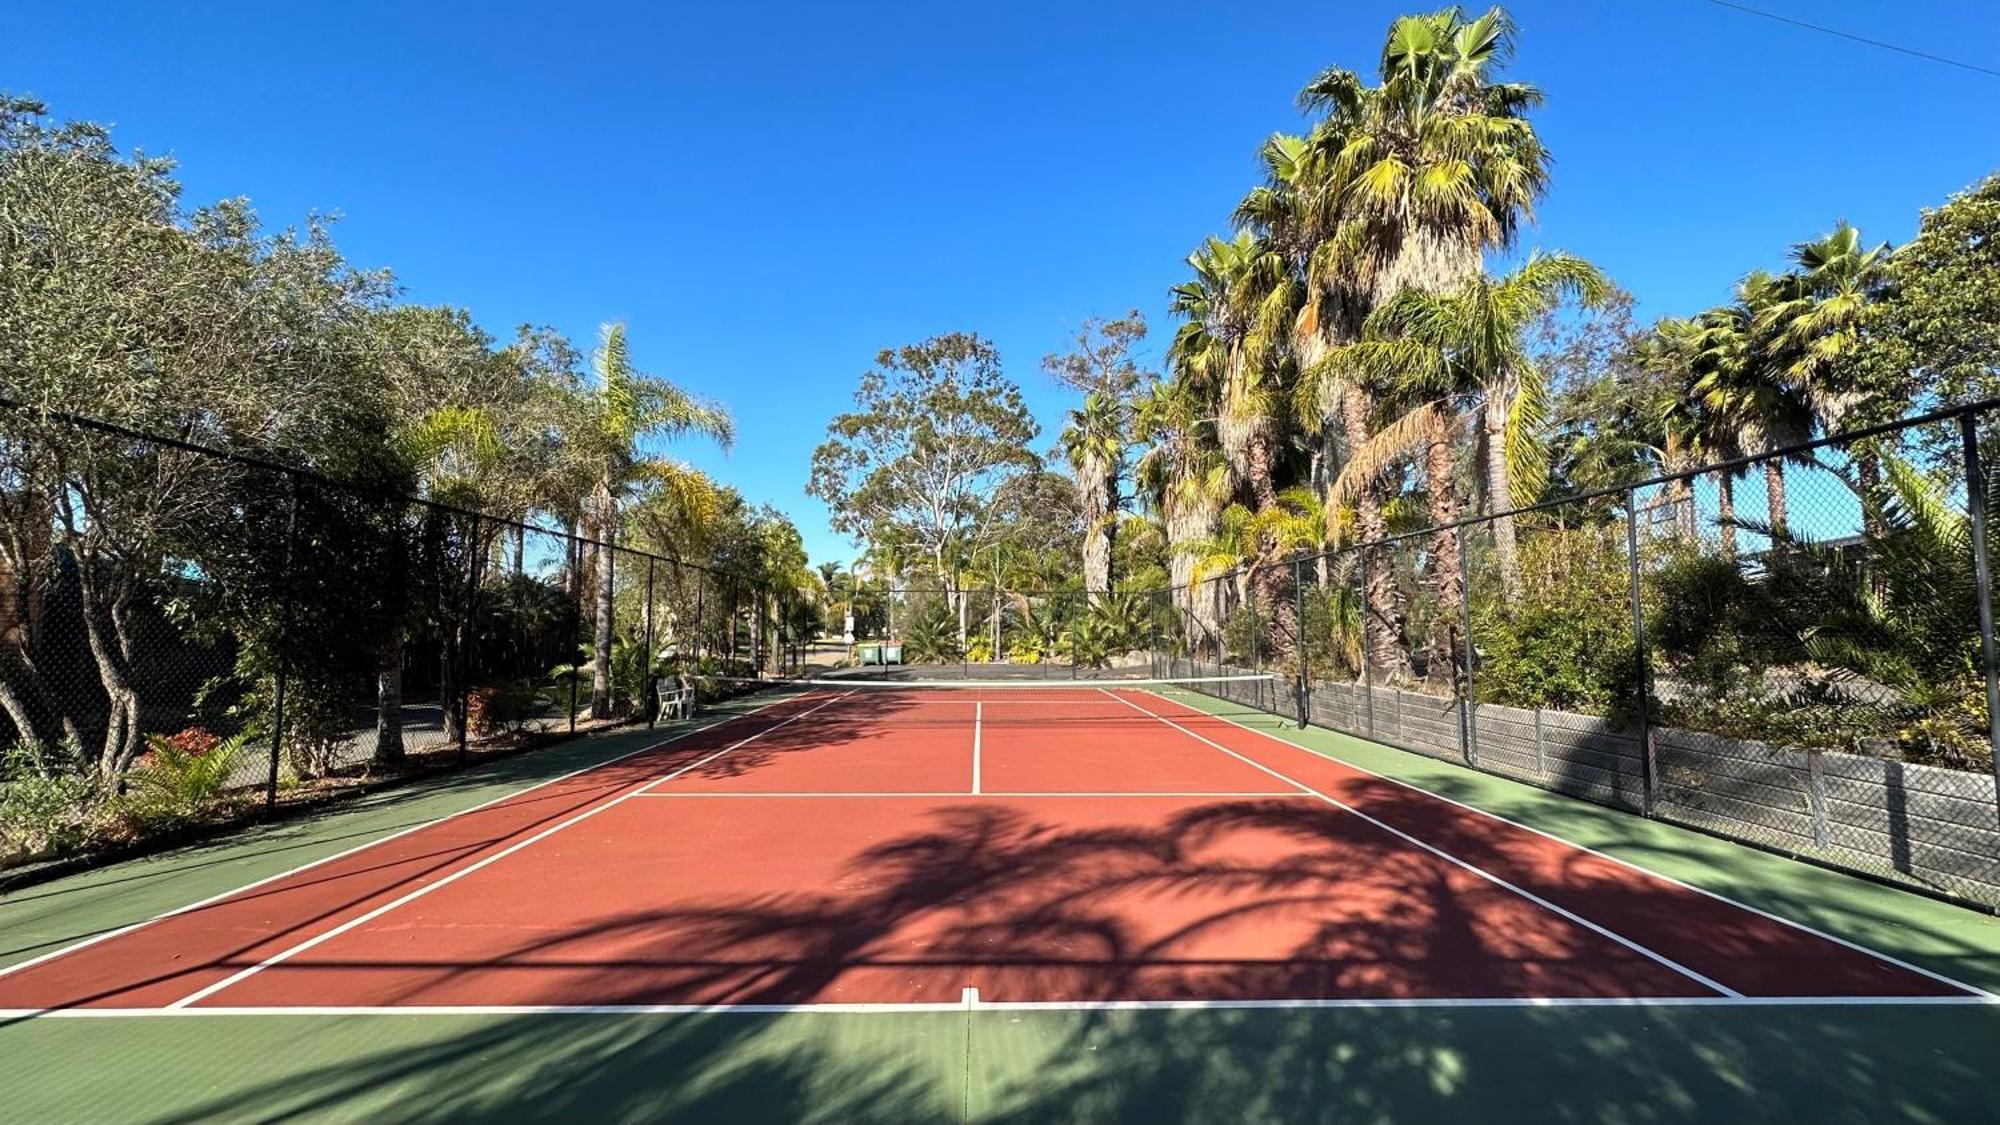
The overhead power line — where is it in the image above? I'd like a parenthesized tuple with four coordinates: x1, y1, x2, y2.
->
(1700, 0, 2000, 80)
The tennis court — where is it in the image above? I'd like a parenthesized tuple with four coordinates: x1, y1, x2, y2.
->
(0, 679, 1981, 1019)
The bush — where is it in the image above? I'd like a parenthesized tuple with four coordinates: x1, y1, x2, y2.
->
(1475, 525, 1639, 712)
(127, 729, 252, 824)
(467, 679, 546, 736)
(0, 741, 102, 862)
(902, 598, 962, 664)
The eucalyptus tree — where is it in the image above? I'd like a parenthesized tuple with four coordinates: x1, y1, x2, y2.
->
(566, 323, 733, 719)
(0, 96, 393, 776)
(809, 333, 1041, 650)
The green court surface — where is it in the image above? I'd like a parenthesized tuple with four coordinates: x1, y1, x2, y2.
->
(4, 694, 1998, 1123)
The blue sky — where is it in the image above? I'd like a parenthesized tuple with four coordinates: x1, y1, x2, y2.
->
(9, 1, 1998, 566)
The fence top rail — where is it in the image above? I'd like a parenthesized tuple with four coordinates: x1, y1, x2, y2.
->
(1170, 395, 2000, 581)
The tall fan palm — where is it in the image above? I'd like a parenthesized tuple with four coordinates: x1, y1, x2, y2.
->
(1761, 222, 1898, 535)
(569, 323, 733, 718)
(1168, 232, 1296, 513)
(1134, 375, 1235, 648)
(1691, 273, 1813, 546)
(1332, 252, 1611, 601)
(1240, 126, 1415, 681)
(1061, 391, 1127, 604)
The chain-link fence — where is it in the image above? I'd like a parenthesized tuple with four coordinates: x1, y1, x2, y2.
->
(0, 405, 810, 870)
(1153, 402, 2000, 912)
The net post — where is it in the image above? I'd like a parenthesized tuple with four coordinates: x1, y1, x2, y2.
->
(1457, 526, 1477, 768)
(1624, 486, 1657, 816)
(643, 555, 657, 730)
(264, 476, 298, 812)
(1293, 555, 1308, 729)
(1959, 412, 2000, 811)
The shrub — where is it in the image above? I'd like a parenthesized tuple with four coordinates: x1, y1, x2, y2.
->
(467, 679, 546, 736)
(0, 741, 103, 862)
(127, 730, 252, 823)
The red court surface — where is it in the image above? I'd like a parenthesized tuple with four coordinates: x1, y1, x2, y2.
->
(0, 686, 1983, 1014)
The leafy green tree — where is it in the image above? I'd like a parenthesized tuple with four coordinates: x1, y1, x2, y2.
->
(0, 96, 392, 775)
(1870, 174, 2000, 408)
(808, 333, 1040, 647)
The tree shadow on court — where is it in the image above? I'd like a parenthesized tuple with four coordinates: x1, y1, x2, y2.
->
(232, 794, 1695, 1013)
(115, 1008, 958, 1123)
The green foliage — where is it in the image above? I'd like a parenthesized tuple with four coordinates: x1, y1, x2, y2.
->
(808, 333, 1042, 584)
(0, 741, 100, 862)
(127, 729, 251, 823)
(1473, 526, 1638, 711)
(467, 680, 546, 737)
(902, 598, 962, 665)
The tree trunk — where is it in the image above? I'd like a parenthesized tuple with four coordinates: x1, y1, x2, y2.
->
(1341, 386, 1412, 684)
(75, 562, 142, 778)
(1483, 395, 1523, 604)
(374, 630, 406, 765)
(1717, 473, 1738, 560)
(1764, 460, 1789, 547)
(1667, 477, 1696, 538)
(1422, 424, 1464, 695)
(1080, 452, 1113, 605)
(591, 486, 616, 719)
(513, 525, 526, 574)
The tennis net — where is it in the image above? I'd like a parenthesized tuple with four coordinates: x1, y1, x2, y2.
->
(700, 672, 1286, 727)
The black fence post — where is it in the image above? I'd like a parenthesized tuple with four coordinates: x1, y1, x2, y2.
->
(265, 478, 298, 812)
(644, 555, 658, 730)
(567, 533, 581, 734)
(1625, 487, 1657, 816)
(456, 514, 478, 763)
(1960, 413, 2000, 815)
(1293, 556, 1308, 729)
(1457, 530, 1478, 767)
(1359, 548, 1375, 738)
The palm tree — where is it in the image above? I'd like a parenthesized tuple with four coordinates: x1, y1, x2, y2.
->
(1762, 222, 1898, 536)
(568, 323, 732, 718)
(1335, 252, 1611, 600)
(1691, 273, 1813, 547)
(1298, 4, 1552, 682)
(1134, 375, 1235, 652)
(1061, 391, 1126, 605)
(1168, 233, 1296, 515)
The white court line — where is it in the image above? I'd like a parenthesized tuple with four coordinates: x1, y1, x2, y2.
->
(1104, 689, 1741, 998)
(4, 993, 1994, 1019)
(1158, 691, 1997, 1001)
(972, 701, 983, 795)
(0, 691, 816, 987)
(164, 691, 856, 1010)
(625, 791, 1309, 799)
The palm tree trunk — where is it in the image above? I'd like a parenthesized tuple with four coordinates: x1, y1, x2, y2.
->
(1342, 386, 1412, 684)
(1482, 397, 1522, 603)
(1717, 473, 1738, 560)
(1422, 425, 1464, 694)
(1764, 460, 1789, 546)
(375, 630, 405, 764)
